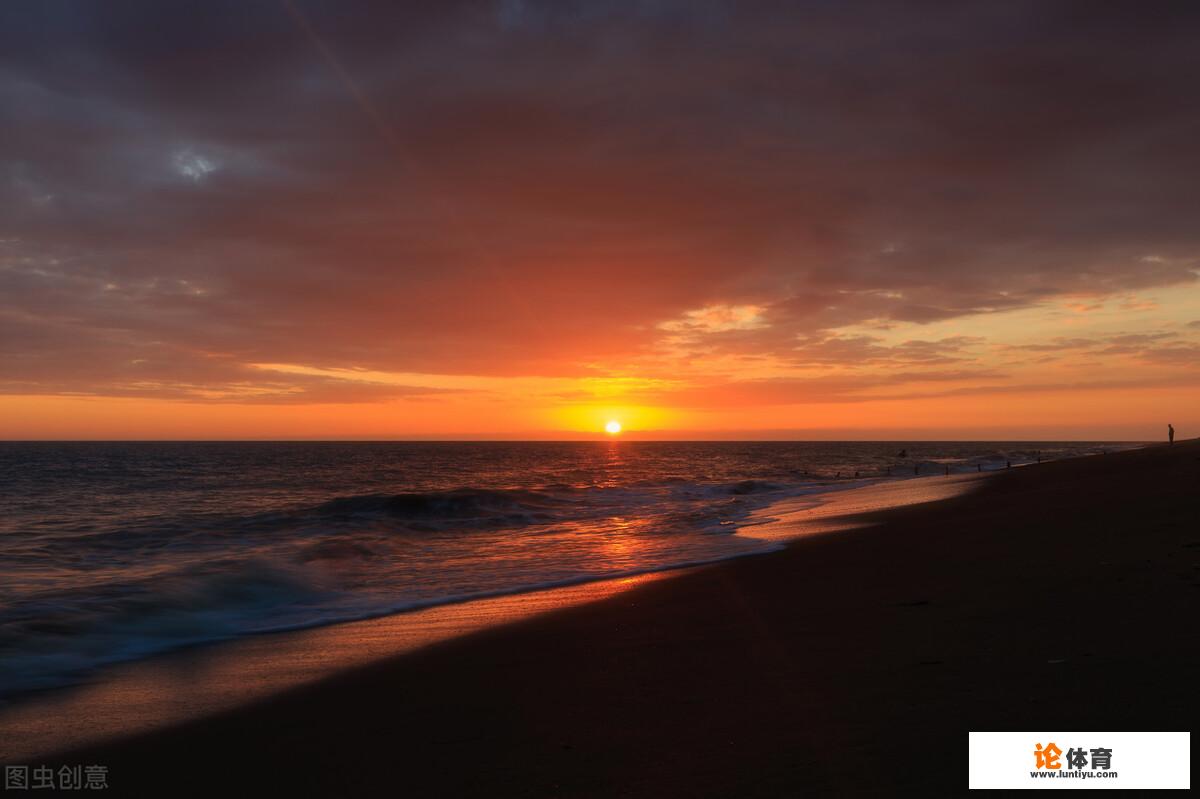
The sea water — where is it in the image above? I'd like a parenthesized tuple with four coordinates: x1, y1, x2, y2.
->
(0, 440, 1131, 697)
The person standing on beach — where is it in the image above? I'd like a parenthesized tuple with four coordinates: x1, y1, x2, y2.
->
(1168, 423, 1174, 444)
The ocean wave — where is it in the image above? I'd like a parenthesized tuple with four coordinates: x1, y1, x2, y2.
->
(0, 534, 784, 700)
(0, 559, 339, 698)
(727, 479, 786, 495)
(311, 487, 567, 520)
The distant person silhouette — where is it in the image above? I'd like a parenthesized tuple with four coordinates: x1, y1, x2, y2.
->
(897, 449, 907, 458)
(1168, 423, 1175, 444)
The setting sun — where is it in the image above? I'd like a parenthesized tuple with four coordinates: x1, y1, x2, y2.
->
(605, 420, 622, 435)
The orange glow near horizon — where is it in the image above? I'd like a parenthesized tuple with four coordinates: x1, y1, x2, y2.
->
(3, 286, 1199, 441)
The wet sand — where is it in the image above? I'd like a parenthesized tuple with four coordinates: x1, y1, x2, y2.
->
(0, 572, 672, 763)
(33, 441, 1200, 795)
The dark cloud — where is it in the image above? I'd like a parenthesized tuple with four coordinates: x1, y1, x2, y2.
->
(3, 0, 1200, 398)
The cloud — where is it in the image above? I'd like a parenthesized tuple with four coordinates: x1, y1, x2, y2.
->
(1134, 343, 1200, 366)
(995, 330, 1200, 368)
(618, 369, 1009, 408)
(172, 149, 218, 182)
(2, 0, 1200, 402)
(659, 304, 768, 334)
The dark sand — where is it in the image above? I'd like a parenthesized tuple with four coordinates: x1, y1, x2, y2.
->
(49, 441, 1200, 796)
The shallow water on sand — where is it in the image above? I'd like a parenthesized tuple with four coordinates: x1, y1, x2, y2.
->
(0, 571, 669, 762)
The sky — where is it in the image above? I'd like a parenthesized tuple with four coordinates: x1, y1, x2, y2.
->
(2, 0, 1199, 440)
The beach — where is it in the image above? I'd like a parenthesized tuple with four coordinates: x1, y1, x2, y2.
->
(31, 440, 1200, 795)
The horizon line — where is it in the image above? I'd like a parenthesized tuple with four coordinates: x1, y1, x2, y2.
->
(0, 438, 1154, 444)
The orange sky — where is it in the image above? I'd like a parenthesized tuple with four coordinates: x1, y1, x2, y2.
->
(5, 286, 1197, 440)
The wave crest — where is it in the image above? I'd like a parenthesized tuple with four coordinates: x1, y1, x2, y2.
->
(312, 487, 565, 520)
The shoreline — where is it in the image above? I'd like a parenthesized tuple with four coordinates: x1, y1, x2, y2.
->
(0, 571, 675, 763)
(0, 443, 1134, 714)
(2, 444, 1041, 709)
(0, 470, 985, 761)
(15, 441, 1198, 795)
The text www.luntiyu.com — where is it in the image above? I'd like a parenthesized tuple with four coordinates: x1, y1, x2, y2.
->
(1030, 771, 1119, 779)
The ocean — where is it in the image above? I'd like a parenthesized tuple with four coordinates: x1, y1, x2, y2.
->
(0, 440, 1132, 699)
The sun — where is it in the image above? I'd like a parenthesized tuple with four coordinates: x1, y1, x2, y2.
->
(605, 420, 622, 435)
